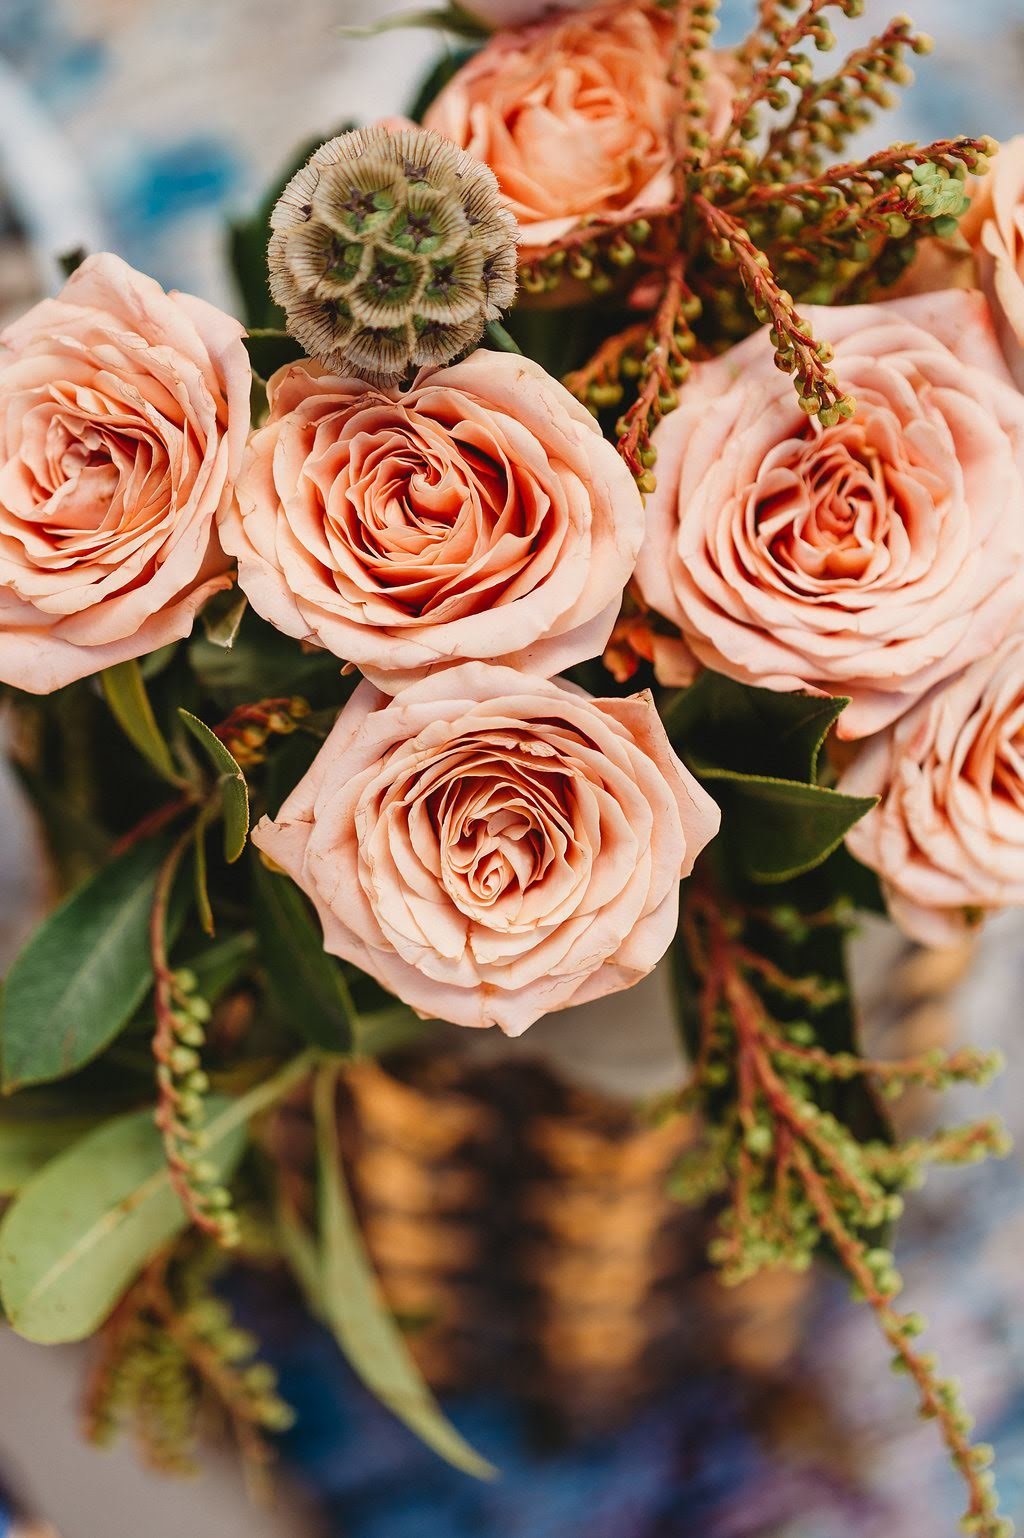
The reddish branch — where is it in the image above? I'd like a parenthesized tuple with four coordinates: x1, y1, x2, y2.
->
(695, 194, 848, 416)
(615, 253, 695, 480)
(794, 1147, 1003, 1536)
(681, 883, 1010, 1538)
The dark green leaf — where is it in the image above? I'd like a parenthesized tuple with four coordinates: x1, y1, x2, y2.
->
(243, 329, 305, 382)
(408, 45, 478, 121)
(664, 671, 848, 785)
(200, 589, 248, 650)
(483, 320, 522, 353)
(696, 769, 876, 884)
(101, 660, 182, 786)
(177, 711, 249, 863)
(0, 1098, 247, 1342)
(57, 247, 87, 278)
(193, 813, 215, 937)
(183, 930, 258, 1004)
(251, 856, 355, 1053)
(11, 760, 111, 886)
(0, 838, 171, 1091)
(189, 608, 348, 710)
(311, 1065, 495, 1477)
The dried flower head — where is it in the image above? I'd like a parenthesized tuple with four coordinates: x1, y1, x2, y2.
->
(268, 124, 518, 384)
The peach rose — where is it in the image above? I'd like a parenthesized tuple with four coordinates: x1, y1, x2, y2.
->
(0, 253, 250, 694)
(253, 663, 720, 1034)
(221, 352, 644, 692)
(961, 135, 1024, 388)
(635, 292, 1024, 739)
(840, 634, 1024, 947)
(423, 1, 734, 251)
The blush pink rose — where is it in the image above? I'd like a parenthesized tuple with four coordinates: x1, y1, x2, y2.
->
(840, 634, 1024, 947)
(0, 253, 250, 694)
(635, 292, 1024, 739)
(423, 1, 734, 252)
(221, 352, 644, 692)
(961, 135, 1024, 388)
(252, 663, 720, 1034)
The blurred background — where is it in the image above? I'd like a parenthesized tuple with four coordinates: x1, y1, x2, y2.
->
(0, 2, 1022, 1536)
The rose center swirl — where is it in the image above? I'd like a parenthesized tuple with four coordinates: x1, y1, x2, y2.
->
(744, 415, 934, 594)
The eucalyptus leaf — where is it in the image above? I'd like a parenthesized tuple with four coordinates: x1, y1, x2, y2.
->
(0, 838, 172, 1091)
(0, 1115, 101, 1195)
(251, 856, 355, 1054)
(101, 660, 182, 786)
(312, 1066, 495, 1478)
(178, 711, 249, 863)
(695, 768, 876, 884)
(0, 1099, 246, 1343)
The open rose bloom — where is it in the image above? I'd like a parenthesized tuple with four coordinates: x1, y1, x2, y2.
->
(254, 664, 720, 1034)
(840, 634, 1024, 947)
(0, 253, 250, 693)
(961, 135, 1024, 387)
(222, 352, 644, 691)
(424, 0, 734, 252)
(636, 292, 1024, 739)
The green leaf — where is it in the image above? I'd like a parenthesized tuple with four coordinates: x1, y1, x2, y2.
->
(0, 838, 171, 1091)
(243, 329, 305, 382)
(0, 1115, 101, 1195)
(312, 1065, 495, 1478)
(11, 759, 111, 886)
(408, 45, 478, 122)
(483, 320, 522, 354)
(177, 711, 249, 863)
(201, 588, 248, 649)
(193, 812, 215, 937)
(101, 660, 182, 786)
(57, 247, 87, 278)
(189, 608, 348, 711)
(0, 1099, 247, 1342)
(251, 856, 356, 1054)
(695, 769, 876, 884)
(183, 930, 258, 1004)
(664, 671, 848, 785)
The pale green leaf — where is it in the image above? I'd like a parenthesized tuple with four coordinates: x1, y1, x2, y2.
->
(178, 710, 249, 863)
(0, 1099, 246, 1342)
(0, 1115, 101, 1195)
(101, 660, 182, 785)
(312, 1065, 496, 1479)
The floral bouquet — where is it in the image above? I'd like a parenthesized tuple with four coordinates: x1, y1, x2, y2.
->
(0, 1, 1022, 1532)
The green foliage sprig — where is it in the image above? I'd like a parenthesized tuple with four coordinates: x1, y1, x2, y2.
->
(84, 1247, 294, 1490)
(673, 879, 1012, 1538)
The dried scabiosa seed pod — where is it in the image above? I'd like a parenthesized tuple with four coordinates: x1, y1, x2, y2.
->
(268, 124, 518, 384)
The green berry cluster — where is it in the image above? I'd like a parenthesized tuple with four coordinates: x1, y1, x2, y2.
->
(156, 968, 240, 1247)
